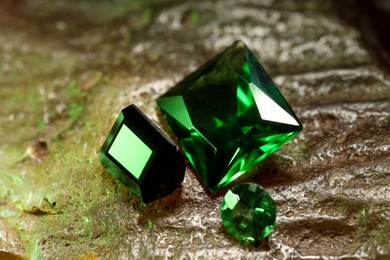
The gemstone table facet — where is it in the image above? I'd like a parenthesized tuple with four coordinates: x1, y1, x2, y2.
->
(98, 104, 185, 203)
(220, 183, 276, 242)
(157, 41, 303, 191)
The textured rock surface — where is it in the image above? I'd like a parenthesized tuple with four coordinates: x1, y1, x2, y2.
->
(0, 0, 389, 259)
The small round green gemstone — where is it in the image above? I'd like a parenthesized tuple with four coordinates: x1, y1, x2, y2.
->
(220, 183, 276, 243)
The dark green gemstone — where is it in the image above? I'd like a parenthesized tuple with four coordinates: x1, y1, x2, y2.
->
(98, 105, 185, 203)
(220, 183, 276, 242)
(157, 41, 302, 191)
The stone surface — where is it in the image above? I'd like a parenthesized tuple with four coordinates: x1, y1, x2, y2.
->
(0, 0, 389, 259)
(98, 104, 185, 203)
(157, 41, 302, 191)
(221, 183, 276, 243)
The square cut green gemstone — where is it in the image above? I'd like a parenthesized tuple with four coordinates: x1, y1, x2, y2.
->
(157, 41, 303, 191)
(98, 105, 185, 203)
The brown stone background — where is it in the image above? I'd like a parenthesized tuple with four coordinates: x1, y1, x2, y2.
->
(0, 0, 389, 259)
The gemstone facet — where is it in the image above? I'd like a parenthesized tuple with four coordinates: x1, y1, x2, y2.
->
(157, 41, 302, 191)
(220, 183, 276, 242)
(98, 104, 185, 203)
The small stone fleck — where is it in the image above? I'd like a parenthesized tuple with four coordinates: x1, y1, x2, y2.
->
(27, 141, 48, 162)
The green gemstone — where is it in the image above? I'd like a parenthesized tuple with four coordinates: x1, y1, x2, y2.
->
(98, 105, 185, 203)
(220, 183, 276, 242)
(157, 40, 302, 191)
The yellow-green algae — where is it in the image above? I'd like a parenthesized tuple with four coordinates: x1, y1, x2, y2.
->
(0, 1, 164, 258)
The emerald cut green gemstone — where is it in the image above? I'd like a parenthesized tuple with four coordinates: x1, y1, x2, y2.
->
(220, 183, 276, 242)
(98, 105, 185, 203)
(157, 41, 302, 191)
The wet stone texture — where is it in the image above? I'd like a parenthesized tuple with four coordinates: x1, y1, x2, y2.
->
(0, 0, 389, 259)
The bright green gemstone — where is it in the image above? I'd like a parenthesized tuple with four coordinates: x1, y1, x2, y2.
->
(220, 183, 276, 242)
(157, 40, 302, 191)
